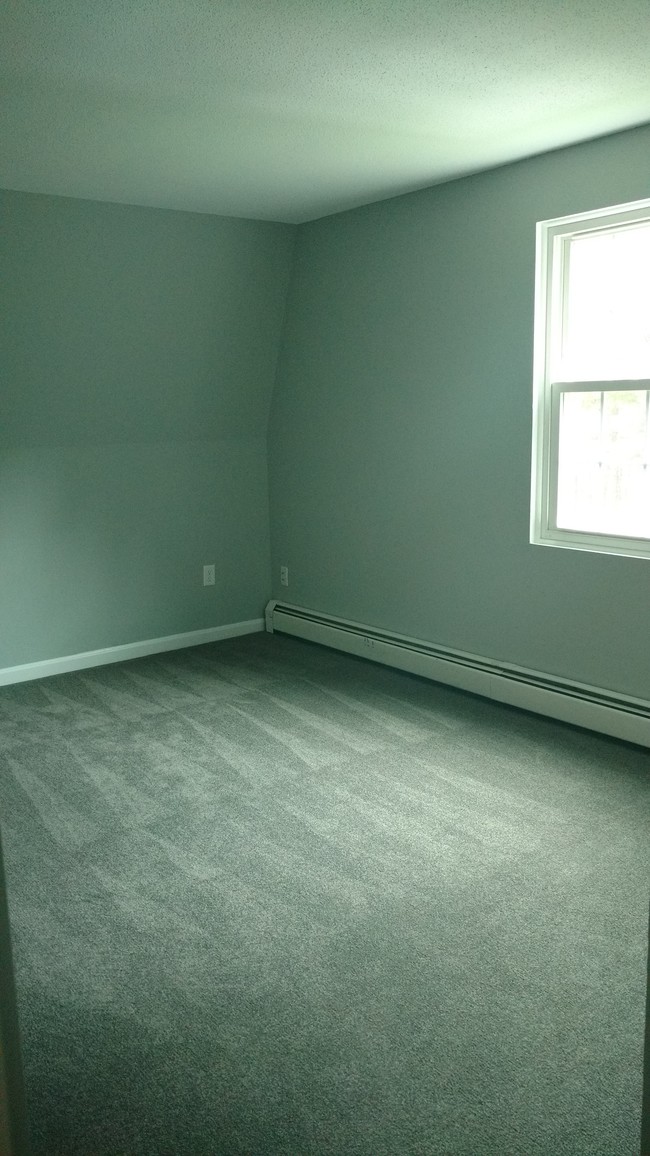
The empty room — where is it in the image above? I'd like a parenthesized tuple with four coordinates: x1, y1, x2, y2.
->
(1, 2, 649, 1154)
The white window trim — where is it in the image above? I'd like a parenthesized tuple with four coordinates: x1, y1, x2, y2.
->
(530, 196, 650, 560)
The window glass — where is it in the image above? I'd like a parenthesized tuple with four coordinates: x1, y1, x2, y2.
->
(562, 223, 650, 381)
(556, 389, 650, 538)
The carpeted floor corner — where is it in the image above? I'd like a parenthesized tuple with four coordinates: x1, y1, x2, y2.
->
(0, 631, 648, 1154)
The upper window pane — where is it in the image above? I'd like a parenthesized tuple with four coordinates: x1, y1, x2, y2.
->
(560, 222, 650, 381)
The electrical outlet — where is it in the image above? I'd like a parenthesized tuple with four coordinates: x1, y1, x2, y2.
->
(203, 564, 215, 586)
(280, 565, 289, 587)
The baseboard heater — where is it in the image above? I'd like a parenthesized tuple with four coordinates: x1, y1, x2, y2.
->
(265, 600, 650, 750)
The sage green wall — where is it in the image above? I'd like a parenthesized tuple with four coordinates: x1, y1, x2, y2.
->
(269, 124, 650, 700)
(1, 190, 294, 669)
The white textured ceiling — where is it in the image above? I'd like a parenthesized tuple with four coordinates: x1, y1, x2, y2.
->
(2, 0, 650, 223)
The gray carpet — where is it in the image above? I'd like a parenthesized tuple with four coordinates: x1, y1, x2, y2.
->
(0, 631, 648, 1155)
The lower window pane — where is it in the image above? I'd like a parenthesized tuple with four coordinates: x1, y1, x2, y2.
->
(556, 390, 650, 538)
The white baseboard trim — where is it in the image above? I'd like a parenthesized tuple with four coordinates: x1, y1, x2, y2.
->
(266, 600, 650, 749)
(0, 619, 265, 687)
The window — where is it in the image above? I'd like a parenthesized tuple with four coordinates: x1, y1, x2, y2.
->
(530, 197, 650, 559)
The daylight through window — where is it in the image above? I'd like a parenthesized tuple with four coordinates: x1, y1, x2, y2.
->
(531, 198, 650, 558)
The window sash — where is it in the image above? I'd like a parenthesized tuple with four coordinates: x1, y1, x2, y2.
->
(530, 196, 650, 560)
(554, 225, 650, 383)
(548, 380, 650, 538)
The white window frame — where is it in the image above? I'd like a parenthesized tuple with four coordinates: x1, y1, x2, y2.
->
(530, 196, 650, 560)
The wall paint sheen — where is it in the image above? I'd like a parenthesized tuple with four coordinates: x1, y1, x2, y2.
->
(269, 124, 650, 700)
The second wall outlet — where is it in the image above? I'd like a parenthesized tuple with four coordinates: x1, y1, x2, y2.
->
(280, 565, 289, 587)
(203, 564, 215, 586)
